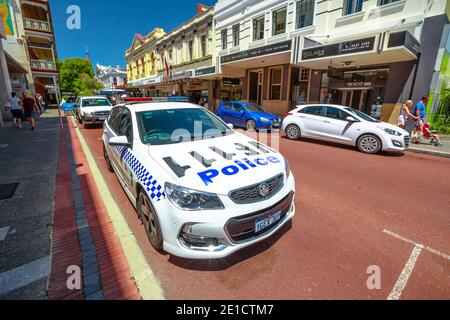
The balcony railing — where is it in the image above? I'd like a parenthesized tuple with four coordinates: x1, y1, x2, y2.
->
(30, 59, 56, 71)
(23, 18, 51, 32)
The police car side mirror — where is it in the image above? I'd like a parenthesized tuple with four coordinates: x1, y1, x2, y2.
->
(109, 136, 130, 147)
(346, 116, 357, 122)
(227, 123, 234, 130)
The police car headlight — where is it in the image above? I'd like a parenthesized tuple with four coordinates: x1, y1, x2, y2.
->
(260, 117, 270, 123)
(165, 183, 225, 211)
(284, 156, 291, 179)
(379, 126, 402, 136)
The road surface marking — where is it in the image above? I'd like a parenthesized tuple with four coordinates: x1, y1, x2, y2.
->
(0, 256, 50, 296)
(384, 229, 450, 260)
(0, 227, 10, 241)
(70, 117, 165, 300)
(387, 245, 423, 300)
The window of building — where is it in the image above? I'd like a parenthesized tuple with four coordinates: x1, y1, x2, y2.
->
(188, 40, 193, 60)
(201, 35, 207, 56)
(270, 67, 283, 100)
(272, 8, 287, 36)
(253, 16, 265, 41)
(296, 0, 314, 29)
(300, 68, 310, 81)
(221, 29, 228, 50)
(378, 0, 400, 5)
(344, 0, 363, 15)
(232, 24, 240, 47)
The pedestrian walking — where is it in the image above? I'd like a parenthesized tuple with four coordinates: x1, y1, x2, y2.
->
(397, 100, 418, 129)
(411, 96, 429, 143)
(22, 91, 40, 131)
(7, 92, 24, 128)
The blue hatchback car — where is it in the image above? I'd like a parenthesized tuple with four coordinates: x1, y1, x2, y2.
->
(216, 101, 281, 130)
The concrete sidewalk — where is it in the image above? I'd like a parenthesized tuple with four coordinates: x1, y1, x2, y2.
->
(407, 135, 450, 158)
(0, 111, 61, 299)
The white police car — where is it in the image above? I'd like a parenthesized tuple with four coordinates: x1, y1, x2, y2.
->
(102, 102, 296, 259)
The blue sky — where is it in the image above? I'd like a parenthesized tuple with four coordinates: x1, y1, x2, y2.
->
(50, 0, 217, 68)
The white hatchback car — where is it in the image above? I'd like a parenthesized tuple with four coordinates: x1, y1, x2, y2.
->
(282, 104, 410, 154)
(102, 102, 295, 259)
(75, 96, 113, 128)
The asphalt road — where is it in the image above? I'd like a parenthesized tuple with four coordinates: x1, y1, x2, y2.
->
(79, 123, 450, 300)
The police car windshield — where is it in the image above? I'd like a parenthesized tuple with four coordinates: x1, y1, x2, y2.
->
(137, 108, 234, 145)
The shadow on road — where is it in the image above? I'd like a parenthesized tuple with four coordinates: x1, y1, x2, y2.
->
(167, 220, 293, 271)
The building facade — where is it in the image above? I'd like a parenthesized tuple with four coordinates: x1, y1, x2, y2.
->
(0, 0, 60, 125)
(215, 0, 450, 121)
(95, 63, 127, 90)
(125, 5, 218, 106)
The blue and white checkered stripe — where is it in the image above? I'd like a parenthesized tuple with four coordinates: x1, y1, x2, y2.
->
(116, 146, 166, 202)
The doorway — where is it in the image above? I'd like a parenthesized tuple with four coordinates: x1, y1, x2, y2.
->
(248, 69, 263, 105)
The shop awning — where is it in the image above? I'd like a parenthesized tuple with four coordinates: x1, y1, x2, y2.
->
(5, 52, 28, 74)
(292, 31, 420, 70)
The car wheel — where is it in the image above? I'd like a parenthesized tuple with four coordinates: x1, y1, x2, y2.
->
(357, 134, 382, 154)
(246, 119, 257, 131)
(286, 124, 301, 140)
(138, 191, 163, 251)
(103, 144, 114, 173)
(82, 117, 90, 129)
(77, 114, 82, 124)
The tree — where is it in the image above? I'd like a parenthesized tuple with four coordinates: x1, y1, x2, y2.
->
(58, 58, 97, 95)
(78, 73, 104, 96)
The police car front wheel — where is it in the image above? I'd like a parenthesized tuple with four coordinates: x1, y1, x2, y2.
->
(138, 191, 163, 251)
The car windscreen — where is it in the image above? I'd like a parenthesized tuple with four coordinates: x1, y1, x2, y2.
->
(245, 103, 266, 113)
(345, 108, 378, 122)
(81, 98, 111, 107)
(137, 108, 234, 145)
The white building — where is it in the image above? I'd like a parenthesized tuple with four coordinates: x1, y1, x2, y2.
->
(95, 63, 127, 90)
(215, 0, 450, 121)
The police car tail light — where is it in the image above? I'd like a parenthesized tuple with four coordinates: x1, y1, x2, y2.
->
(165, 183, 225, 211)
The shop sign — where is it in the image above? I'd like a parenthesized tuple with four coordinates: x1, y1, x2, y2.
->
(221, 41, 292, 64)
(195, 66, 216, 77)
(388, 31, 420, 56)
(172, 71, 193, 81)
(223, 77, 241, 86)
(302, 37, 375, 61)
(143, 76, 162, 85)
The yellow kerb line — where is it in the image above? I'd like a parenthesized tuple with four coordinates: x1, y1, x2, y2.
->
(70, 116, 165, 300)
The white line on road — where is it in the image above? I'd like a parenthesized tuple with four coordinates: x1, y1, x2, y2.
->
(0, 256, 50, 296)
(387, 245, 423, 300)
(383, 229, 450, 260)
(0, 227, 10, 241)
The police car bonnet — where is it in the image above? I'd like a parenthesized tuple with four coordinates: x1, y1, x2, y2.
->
(147, 134, 285, 195)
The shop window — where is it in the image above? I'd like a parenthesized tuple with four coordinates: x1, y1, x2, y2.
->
(344, 0, 363, 15)
(253, 16, 265, 41)
(221, 29, 228, 50)
(201, 35, 207, 56)
(232, 24, 240, 47)
(270, 67, 283, 100)
(296, 0, 314, 29)
(300, 68, 310, 81)
(272, 8, 287, 36)
(378, 0, 400, 5)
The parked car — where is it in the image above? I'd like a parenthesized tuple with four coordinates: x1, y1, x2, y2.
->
(282, 104, 410, 154)
(74, 96, 113, 128)
(216, 101, 281, 130)
(102, 102, 295, 259)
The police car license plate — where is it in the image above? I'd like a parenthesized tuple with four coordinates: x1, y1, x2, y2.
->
(255, 210, 282, 233)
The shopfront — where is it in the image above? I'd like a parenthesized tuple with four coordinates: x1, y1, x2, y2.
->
(294, 31, 421, 122)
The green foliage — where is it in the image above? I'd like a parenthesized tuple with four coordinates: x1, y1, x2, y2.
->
(58, 58, 102, 95)
(78, 73, 104, 96)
